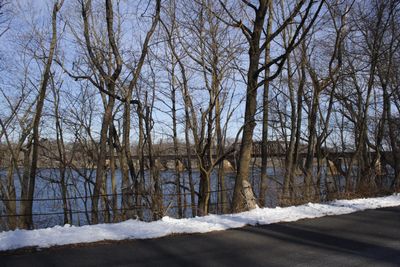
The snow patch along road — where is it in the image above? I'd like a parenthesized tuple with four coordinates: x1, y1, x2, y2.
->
(1, 194, 399, 251)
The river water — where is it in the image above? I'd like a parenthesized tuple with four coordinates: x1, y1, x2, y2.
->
(0, 166, 395, 231)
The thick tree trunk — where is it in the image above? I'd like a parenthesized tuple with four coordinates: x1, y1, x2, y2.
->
(232, 3, 267, 213)
(232, 64, 260, 212)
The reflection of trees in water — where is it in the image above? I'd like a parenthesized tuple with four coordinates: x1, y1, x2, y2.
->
(1, 164, 396, 231)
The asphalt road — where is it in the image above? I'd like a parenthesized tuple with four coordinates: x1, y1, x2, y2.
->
(1, 206, 399, 267)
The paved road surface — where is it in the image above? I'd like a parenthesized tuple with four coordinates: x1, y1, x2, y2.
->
(1, 206, 399, 266)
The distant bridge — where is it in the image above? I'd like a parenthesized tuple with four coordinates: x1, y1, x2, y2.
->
(131, 151, 393, 161)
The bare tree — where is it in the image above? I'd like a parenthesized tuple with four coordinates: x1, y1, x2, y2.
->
(218, 0, 324, 212)
(22, 0, 64, 229)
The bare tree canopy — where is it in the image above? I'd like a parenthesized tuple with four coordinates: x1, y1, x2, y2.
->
(0, 0, 399, 230)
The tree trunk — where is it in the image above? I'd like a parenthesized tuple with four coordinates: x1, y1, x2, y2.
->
(232, 3, 268, 213)
(24, 1, 63, 229)
(259, 0, 273, 207)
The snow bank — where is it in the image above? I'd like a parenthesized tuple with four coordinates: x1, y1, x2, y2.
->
(1, 194, 399, 251)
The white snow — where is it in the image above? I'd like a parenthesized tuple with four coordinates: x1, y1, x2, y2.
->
(1, 194, 399, 251)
